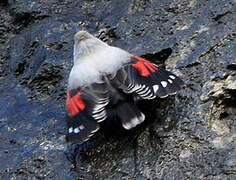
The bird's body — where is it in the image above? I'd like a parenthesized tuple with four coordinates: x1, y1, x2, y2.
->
(66, 31, 183, 146)
(68, 45, 131, 89)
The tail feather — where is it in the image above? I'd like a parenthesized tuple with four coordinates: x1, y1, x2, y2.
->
(116, 102, 145, 130)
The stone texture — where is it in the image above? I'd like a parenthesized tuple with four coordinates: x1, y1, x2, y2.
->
(0, 0, 235, 179)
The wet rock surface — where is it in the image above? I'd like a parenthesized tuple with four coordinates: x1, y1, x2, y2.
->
(0, 0, 235, 179)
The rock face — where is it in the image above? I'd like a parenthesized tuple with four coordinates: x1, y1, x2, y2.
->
(0, 0, 235, 179)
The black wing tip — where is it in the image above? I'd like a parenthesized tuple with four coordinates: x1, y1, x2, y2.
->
(66, 125, 100, 145)
(156, 68, 184, 95)
(66, 113, 100, 145)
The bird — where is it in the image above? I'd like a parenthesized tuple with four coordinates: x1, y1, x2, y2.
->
(66, 30, 184, 148)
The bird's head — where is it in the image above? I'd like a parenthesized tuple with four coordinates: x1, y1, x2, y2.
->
(74, 31, 94, 43)
(73, 31, 107, 64)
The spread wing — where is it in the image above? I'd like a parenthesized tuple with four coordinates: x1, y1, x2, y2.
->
(110, 55, 184, 129)
(66, 55, 183, 144)
(112, 55, 184, 99)
(66, 83, 110, 144)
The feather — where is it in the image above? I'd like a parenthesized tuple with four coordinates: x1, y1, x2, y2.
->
(66, 31, 184, 145)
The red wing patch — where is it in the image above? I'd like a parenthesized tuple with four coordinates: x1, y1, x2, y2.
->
(66, 91, 86, 116)
(132, 55, 159, 76)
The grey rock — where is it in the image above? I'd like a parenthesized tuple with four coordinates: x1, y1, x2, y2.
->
(0, 0, 235, 179)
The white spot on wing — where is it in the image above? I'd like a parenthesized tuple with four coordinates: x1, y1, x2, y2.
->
(169, 75, 175, 80)
(153, 85, 159, 93)
(69, 127, 73, 133)
(161, 81, 167, 88)
(74, 127, 80, 134)
(79, 125, 85, 130)
(168, 79, 173, 83)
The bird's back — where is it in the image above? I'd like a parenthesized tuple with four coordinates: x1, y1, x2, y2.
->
(68, 46, 131, 90)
